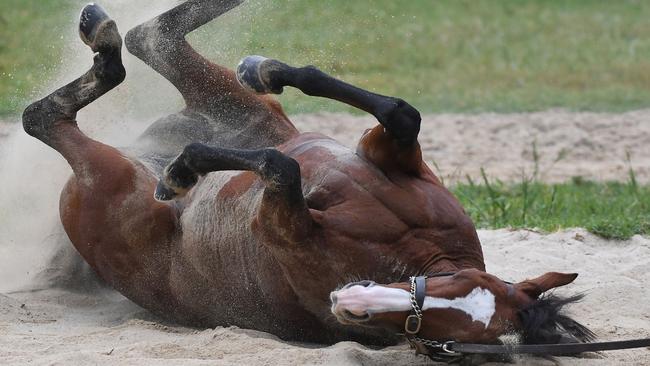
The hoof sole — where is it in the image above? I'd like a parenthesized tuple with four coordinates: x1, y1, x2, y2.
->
(236, 55, 283, 95)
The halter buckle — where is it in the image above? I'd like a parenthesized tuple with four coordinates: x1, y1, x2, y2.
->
(405, 314, 422, 334)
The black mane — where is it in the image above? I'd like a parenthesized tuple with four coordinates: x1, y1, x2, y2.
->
(518, 293, 596, 345)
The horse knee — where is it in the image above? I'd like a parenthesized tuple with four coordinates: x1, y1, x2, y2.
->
(22, 101, 45, 139)
(125, 24, 148, 58)
(22, 98, 70, 142)
(375, 98, 421, 146)
(357, 124, 424, 176)
(125, 22, 178, 61)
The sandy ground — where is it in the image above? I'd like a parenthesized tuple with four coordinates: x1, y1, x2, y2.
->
(1, 229, 649, 365)
(1, 111, 650, 365)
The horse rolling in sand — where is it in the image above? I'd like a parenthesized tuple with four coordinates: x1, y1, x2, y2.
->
(23, 0, 593, 347)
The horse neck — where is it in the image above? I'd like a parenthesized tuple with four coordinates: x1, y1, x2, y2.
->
(421, 257, 484, 277)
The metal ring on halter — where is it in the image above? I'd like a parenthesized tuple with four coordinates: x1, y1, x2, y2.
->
(442, 341, 461, 355)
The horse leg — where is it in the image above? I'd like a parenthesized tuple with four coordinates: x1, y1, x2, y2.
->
(24, 6, 125, 146)
(124, 0, 296, 145)
(236, 56, 428, 177)
(155, 143, 312, 245)
(237, 56, 421, 145)
(23, 5, 176, 298)
(124, 0, 241, 107)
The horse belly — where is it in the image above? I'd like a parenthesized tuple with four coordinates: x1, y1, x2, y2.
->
(170, 171, 270, 324)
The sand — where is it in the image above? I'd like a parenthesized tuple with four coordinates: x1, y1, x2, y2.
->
(293, 110, 650, 184)
(0, 229, 648, 365)
(1, 111, 650, 365)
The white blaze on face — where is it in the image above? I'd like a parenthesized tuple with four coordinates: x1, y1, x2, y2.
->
(332, 285, 496, 328)
(422, 287, 496, 327)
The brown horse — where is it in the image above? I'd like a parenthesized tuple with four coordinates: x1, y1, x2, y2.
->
(25, 0, 499, 344)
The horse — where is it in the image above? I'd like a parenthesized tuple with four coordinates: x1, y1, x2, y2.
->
(21, 0, 572, 346)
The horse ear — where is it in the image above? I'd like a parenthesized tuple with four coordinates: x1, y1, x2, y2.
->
(515, 272, 578, 299)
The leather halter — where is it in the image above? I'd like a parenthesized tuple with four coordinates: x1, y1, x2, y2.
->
(402, 273, 650, 361)
(403, 274, 462, 361)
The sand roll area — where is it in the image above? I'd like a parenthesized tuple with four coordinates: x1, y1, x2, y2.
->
(293, 110, 650, 184)
(1, 228, 649, 365)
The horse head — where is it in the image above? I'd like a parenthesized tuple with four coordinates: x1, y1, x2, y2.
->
(331, 269, 595, 347)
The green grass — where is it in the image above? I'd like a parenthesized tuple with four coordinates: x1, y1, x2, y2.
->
(4, 0, 650, 115)
(0, 0, 76, 116)
(191, 0, 650, 114)
(453, 174, 650, 240)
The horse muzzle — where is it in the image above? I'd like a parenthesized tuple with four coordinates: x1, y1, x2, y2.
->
(330, 280, 377, 323)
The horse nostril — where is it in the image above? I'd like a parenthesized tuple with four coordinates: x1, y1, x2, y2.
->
(343, 309, 371, 321)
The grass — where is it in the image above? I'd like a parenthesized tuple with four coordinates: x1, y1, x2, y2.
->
(191, 0, 650, 114)
(451, 161, 650, 240)
(4, 1, 650, 115)
(0, 0, 76, 116)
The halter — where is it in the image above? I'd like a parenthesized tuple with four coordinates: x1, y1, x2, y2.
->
(400, 273, 650, 361)
(403, 274, 463, 362)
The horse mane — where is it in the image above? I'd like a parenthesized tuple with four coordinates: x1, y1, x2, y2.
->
(518, 293, 596, 345)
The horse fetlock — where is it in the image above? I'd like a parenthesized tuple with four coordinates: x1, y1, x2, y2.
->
(259, 149, 300, 188)
(157, 160, 199, 201)
(92, 53, 126, 86)
(154, 180, 180, 201)
(92, 20, 123, 53)
(236, 56, 285, 95)
(155, 173, 196, 201)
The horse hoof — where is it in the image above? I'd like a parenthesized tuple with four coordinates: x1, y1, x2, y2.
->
(236, 56, 284, 95)
(154, 180, 178, 201)
(79, 3, 121, 52)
